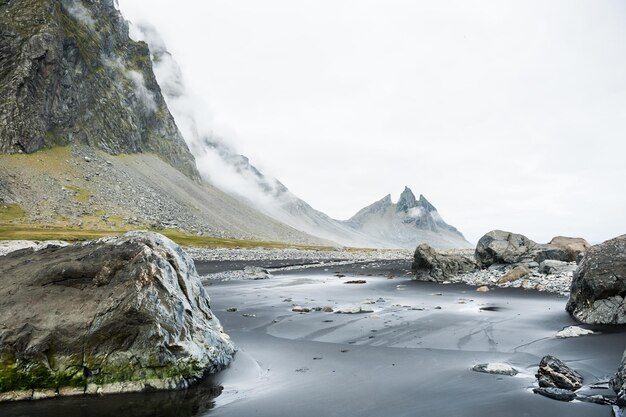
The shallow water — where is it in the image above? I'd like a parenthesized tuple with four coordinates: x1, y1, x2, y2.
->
(2, 273, 624, 417)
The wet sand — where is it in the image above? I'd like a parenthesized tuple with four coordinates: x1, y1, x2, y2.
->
(2, 265, 625, 417)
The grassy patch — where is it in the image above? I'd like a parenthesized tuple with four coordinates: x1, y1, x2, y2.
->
(0, 224, 340, 250)
(63, 185, 90, 203)
(0, 204, 25, 222)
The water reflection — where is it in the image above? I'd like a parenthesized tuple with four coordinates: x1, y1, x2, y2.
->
(0, 379, 222, 417)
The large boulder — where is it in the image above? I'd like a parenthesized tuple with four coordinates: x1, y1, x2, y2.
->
(412, 244, 478, 282)
(549, 236, 591, 262)
(566, 235, 626, 324)
(475, 230, 536, 267)
(475, 230, 568, 267)
(0, 231, 235, 401)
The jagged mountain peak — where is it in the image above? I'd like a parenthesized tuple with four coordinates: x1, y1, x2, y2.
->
(417, 194, 436, 213)
(345, 187, 471, 249)
(397, 186, 417, 212)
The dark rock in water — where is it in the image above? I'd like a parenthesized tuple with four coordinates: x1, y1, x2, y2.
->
(475, 230, 568, 268)
(0, 231, 235, 401)
(533, 387, 577, 402)
(345, 280, 367, 284)
(412, 244, 478, 282)
(610, 349, 626, 406)
(472, 363, 518, 376)
(549, 236, 591, 262)
(536, 355, 583, 390)
(576, 394, 615, 405)
(566, 235, 626, 324)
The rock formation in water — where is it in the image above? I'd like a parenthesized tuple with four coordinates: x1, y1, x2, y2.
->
(0, 0, 198, 179)
(566, 234, 626, 324)
(0, 231, 235, 401)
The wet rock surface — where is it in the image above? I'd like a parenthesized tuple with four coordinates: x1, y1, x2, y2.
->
(411, 244, 478, 282)
(566, 235, 626, 324)
(611, 350, 626, 406)
(472, 363, 518, 376)
(0, 232, 234, 401)
(536, 355, 583, 390)
(533, 387, 578, 402)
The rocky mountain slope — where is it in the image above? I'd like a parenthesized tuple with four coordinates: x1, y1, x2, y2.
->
(0, 0, 198, 179)
(0, 0, 332, 246)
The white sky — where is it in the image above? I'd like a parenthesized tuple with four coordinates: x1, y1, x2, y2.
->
(118, 0, 626, 244)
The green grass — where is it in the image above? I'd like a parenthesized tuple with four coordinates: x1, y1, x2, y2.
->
(63, 185, 90, 203)
(0, 224, 340, 250)
(0, 204, 25, 222)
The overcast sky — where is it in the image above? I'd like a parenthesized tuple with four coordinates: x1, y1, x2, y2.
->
(118, 0, 626, 244)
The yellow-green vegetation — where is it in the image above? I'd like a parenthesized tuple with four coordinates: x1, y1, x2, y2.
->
(0, 224, 340, 250)
(63, 185, 90, 203)
(0, 146, 75, 176)
(0, 204, 25, 222)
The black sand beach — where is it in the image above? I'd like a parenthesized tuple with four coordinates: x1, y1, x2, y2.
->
(2, 263, 624, 417)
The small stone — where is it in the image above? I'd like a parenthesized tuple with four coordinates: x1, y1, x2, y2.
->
(556, 326, 595, 338)
(226, 307, 237, 312)
(472, 363, 518, 376)
(476, 286, 490, 292)
(345, 280, 367, 284)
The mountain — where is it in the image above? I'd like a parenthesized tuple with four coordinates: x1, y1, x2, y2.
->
(130, 23, 470, 249)
(0, 1, 470, 249)
(0, 0, 197, 179)
(345, 187, 472, 249)
(0, 0, 331, 246)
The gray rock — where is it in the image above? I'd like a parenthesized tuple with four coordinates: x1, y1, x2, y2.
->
(533, 244, 570, 263)
(472, 363, 518, 376)
(412, 244, 478, 282)
(539, 260, 577, 275)
(0, 231, 234, 400)
(475, 230, 569, 267)
(549, 236, 592, 262)
(576, 252, 586, 265)
(536, 355, 583, 390)
(566, 235, 626, 324)
(533, 387, 577, 402)
(475, 230, 536, 267)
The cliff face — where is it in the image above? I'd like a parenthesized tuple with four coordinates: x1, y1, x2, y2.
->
(0, 0, 199, 179)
